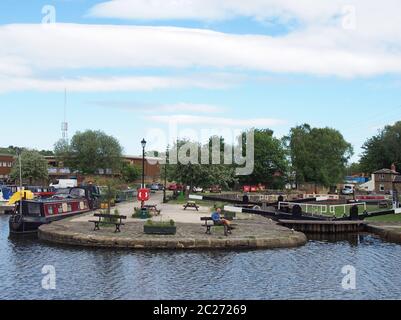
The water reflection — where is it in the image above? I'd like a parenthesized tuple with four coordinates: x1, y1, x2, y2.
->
(307, 233, 366, 246)
(1, 216, 401, 300)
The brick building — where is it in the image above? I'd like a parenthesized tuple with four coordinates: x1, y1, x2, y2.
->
(45, 155, 161, 184)
(0, 154, 15, 182)
(373, 164, 401, 194)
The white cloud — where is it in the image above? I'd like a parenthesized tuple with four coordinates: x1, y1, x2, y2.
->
(2, 4, 401, 94)
(0, 74, 238, 93)
(146, 114, 286, 127)
(88, 0, 342, 22)
(0, 23, 401, 81)
(89, 101, 225, 113)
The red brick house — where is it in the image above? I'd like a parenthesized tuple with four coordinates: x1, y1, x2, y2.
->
(374, 164, 401, 194)
(0, 154, 15, 182)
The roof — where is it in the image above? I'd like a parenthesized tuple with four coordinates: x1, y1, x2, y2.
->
(374, 168, 400, 175)
(45, 155, 162, 162)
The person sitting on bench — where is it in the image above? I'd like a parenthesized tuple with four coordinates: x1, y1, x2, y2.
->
(211, 208, 231, 228)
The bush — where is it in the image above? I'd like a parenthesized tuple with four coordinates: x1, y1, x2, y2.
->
(145, 219, 175, 228)
(132, 207, 151, 219)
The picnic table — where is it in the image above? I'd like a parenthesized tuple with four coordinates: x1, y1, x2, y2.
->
(89, 213, 127, 233)
(183, 201, 200, 211)
(143, 204, 161, 215)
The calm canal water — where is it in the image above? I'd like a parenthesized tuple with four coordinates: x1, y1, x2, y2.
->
(1, 215, 401, 300)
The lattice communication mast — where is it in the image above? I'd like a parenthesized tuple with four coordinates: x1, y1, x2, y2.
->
(61, 88, 68, 142)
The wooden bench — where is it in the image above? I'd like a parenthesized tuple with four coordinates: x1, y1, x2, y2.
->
(379, 201, 389, 209)
(201, 217, 231, 236)
(184, 201, 200, 211)
(89, 213, 127, 233)
(143, 205, 161, 215)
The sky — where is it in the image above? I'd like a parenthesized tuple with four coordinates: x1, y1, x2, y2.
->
(1, 0, 401, 161)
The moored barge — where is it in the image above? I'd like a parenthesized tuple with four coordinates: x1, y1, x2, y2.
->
(9, 197, 90, 234)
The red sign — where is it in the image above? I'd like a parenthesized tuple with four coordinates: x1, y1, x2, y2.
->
(137, 188, 150, 202)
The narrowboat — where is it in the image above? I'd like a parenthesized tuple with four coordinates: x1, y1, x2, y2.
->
(9, 197, 90, 234)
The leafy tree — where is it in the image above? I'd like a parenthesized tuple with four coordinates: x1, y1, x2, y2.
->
(10, 150, 49, 184)
(360, 121, 401, 173)
(345, 162, 364, 176)
(121, 162, 141, 183)
(94, 177, 120, 214)
(0, 146, 21, 155)
(39, 150, 54, 156)
(286, 124, 353, 187)
(239, 129, 289, 189)
(54, 130, 123, 175)
(165, 139, 237, 193)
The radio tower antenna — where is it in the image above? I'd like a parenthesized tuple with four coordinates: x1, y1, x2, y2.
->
(61, 88, 69, 142)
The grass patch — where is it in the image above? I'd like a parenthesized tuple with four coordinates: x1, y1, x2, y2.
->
(365, 214, 401, 222)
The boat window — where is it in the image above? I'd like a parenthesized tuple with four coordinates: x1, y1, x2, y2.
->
(48, 206, 54, 215)
(67, 204, 72, 212)
(70, 188, 85, 198)
(27, 203, 41, 217)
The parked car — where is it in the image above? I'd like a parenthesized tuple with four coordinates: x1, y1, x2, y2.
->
(342, 184, 354, 195)
(209, 185, 222, 193)
(168, 183, 183, 191)
(192, 186, 203, 193)
(50, 179, 78, 189)
(150, 184, 161, 191)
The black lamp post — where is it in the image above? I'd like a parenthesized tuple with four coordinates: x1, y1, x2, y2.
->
(163, 145, 169, 203)
(141, 138, 147, 189)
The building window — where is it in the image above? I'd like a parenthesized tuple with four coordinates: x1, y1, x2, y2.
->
(381, 174, 385, 180)
(380, 184, 385, 192)
(2, 162, 6, 167)
(8, 162, 12, 167)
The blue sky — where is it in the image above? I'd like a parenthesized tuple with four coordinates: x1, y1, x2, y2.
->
(1, 0, 401, 161)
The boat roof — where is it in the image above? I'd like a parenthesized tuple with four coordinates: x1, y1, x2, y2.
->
(23, 197, 86, 204)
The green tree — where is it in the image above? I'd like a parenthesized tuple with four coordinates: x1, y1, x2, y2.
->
(286, 124, 353, 187)
(345, 162, 363, 176)
(54, 130, 123, 175)
(360, 121, 401, 173)
(121, 162, 141, 183)
(94, 177, 120, 214)
(239, 129, 289, 189)
(165, 139, 237, 193)
(10, 150, 49, 184)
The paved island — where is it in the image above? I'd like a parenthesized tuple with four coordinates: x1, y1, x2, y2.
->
(38, 194, 307, 250)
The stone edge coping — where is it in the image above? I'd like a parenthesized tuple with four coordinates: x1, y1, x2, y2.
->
(365, 224, 401, 244)
(38, 225, 307, 250)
